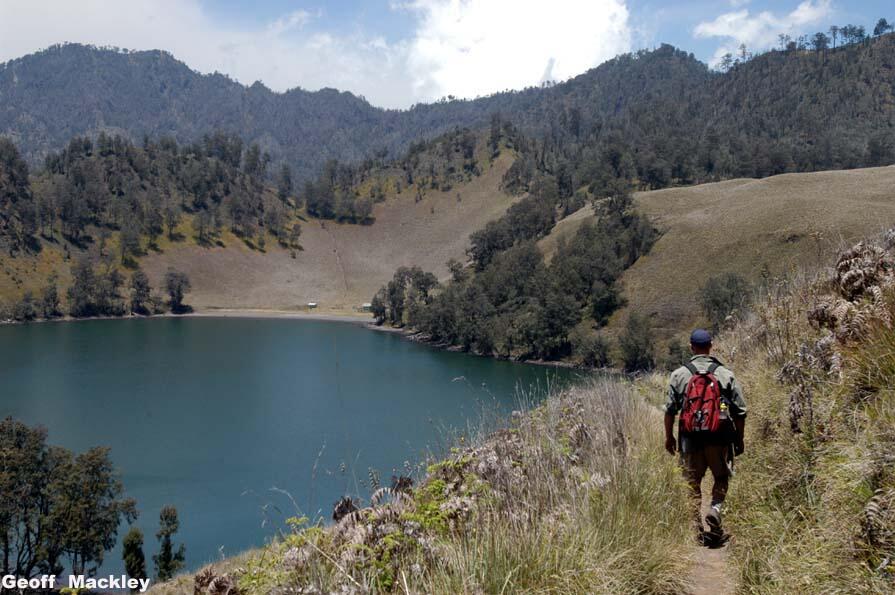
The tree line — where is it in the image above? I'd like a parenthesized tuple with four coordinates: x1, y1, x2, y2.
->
(372, 189, 656, 361)
(717, 17, 894, 70)
(303, 127, 484, 223)
(0, 131, 304, 256)
(1, 123, 491, 261)
(0, 417, 186, 583)
(7, 31, 895, 259)
(496, 39, 895, 210)
(7, 262, 192, 323)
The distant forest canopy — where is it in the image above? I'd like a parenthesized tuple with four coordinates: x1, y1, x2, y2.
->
(1, 23, 895, 185)
(0, 131, 299, 255)
(0, 124, 507, 258)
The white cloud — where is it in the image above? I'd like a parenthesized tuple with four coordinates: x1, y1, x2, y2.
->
(403, 0, 631, 100)
(0, 0, 630, 108)
(266, 10, 314, 36)
(694, 0, 832, 64)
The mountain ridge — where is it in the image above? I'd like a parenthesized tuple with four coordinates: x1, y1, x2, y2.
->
(0, 41, 716, 182)
(5, 35, 895, 188)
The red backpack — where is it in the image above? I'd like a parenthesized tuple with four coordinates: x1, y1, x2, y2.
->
(680, 362, 725, 434)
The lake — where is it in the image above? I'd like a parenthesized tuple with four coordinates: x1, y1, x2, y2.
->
(1, 316, 578, 574)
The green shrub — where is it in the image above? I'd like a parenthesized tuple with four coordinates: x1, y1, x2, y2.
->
(619, 312, 656, 373)
(571, 328, 611, 368)
(701, 272, 752, 331)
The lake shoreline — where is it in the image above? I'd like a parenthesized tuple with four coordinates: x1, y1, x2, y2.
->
(0, 308, 585, 371)
(366, 323, 584, 370)
(0, 307, 375, 327)
(5, 314, 579, 578)
(190, 308, 373, 324)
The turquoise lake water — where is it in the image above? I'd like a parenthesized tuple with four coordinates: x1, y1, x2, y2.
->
(1, 317, 578, 574)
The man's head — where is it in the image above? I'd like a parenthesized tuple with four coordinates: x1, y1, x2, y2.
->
(690, 328, 712, 355)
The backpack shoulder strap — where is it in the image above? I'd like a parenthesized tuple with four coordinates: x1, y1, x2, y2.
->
(707, 362, 721, 375)
(684, 362, 699, 376)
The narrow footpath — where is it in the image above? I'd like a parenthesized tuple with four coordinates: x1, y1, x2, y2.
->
(687, 487, 738, 595)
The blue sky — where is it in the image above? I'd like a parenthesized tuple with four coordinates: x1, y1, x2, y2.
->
(202, 0, 894, 60)
(0, 0, 891, 108)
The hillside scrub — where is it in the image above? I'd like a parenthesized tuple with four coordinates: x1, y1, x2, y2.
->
(672, 233, 895, 592)
(373, 191, 656, 362)
(0, 133, 293, 256)
(154, 379, 695, 594)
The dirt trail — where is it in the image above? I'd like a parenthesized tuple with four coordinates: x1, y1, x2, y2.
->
(644, 403, 738, 595)
(321, 221, 350, 294)
(687, 487, 738, 595)
(689, 547, 736, 595)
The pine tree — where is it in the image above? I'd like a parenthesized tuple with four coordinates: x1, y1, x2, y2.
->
(122, 527, 147, 591)
(277, 163, 293, 203)
(153, 506, 185, 582)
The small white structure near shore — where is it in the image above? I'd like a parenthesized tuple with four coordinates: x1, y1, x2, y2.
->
(307, 302, 318, 310)
(361, 302, 373, 312)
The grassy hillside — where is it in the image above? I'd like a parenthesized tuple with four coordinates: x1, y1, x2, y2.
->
(689, 233, 895, 592)
(539, 166, 895, 341)
(8, 161, 895, 336)
(140, 150, 519, 313)
(139, 164, 895, 323)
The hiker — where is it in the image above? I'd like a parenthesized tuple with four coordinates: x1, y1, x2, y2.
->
(664, 329, 746, 544)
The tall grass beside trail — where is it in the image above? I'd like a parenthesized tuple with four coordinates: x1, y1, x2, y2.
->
(417, 379, 695, 594)
(173, 379, 696, 595)
(696, 246, 895, 593)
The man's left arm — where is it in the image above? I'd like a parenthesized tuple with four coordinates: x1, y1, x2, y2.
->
(664, 375, 680, 455)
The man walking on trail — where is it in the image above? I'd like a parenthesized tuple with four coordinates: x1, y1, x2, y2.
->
(664, 329, 746, 545)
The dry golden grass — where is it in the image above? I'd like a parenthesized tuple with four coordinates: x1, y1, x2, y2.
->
(7, 165, 895, 321)
(540, 166, 895, 342)
(139, 151, 520, 313)
(0, 242, 71, 310)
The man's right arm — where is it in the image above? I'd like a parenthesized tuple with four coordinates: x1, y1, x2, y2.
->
(664, 412, 676, 454)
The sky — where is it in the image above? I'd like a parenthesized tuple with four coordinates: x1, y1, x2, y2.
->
(0, 0, 891, 109)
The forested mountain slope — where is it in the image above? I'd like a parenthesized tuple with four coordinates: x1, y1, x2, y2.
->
(0, 127, 521, 315)
(3, 34, 895, 183)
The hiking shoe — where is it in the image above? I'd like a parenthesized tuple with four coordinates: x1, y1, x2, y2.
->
(699, 529, 731, 549)
(705, 504, 723, 535)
